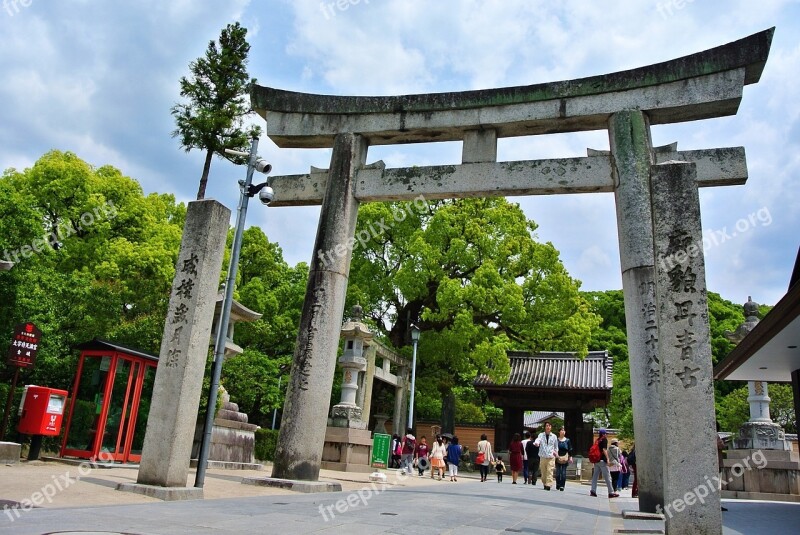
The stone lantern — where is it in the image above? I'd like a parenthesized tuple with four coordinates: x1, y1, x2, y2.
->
(724, 296, 789, 450)
(330, 305, 372, 429)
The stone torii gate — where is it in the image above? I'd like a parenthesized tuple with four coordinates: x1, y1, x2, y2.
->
(253, 29, 773, 534)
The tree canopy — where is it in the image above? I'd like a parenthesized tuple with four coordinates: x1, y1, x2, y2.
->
(171, 22, 260, 200)
(0, 150, 185, 390)
(346, 197, 601, 428)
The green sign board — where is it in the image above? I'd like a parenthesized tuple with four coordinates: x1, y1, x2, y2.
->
(371, 433, 391, 468)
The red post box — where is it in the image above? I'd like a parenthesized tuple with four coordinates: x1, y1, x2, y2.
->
(17, 385, 69, 436)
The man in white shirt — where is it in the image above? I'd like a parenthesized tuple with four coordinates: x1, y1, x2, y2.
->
(534, 421, 558, 490)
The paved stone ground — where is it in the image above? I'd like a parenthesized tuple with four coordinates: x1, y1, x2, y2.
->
(1, 461, 798, 534)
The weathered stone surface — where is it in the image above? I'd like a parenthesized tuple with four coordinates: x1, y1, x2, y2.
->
(0, 442, 21, 464)
(252, 29, 773, 148)
(271, 133, 367, 482)
(651, 162, 721, 534)
(117, 482, 203, 501)
(609, 110, 663, 513)
(267, 147, 747, 206)
(137, 200, 230, 488)
(462, 129, 497, 163)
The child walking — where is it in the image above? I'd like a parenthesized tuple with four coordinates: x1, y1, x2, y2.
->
(495, 459, 506, 482)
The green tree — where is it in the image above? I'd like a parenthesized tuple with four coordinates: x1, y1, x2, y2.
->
(347, 198, 600, 430)
(0, 151, 185, 390)
(171, 22, 260, 200)
(219, 227, 308, 427)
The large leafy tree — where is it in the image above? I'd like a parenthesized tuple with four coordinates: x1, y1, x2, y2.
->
(0, 151, 185, 391)
(347, 197, 600, 430)
(220, 227, 308, 427)
(171, 22, 260, 200)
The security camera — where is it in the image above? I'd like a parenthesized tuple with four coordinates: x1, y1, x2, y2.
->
(254, 159, 272, 174)
(258, 186, 275, 205)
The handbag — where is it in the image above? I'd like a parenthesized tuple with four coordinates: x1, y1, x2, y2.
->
(556, 453, 569, 464)
(476, 452, 485, 464)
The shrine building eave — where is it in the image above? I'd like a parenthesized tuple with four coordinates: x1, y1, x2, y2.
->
(252, 28, 773, 148)
(474, 350, 613, 410)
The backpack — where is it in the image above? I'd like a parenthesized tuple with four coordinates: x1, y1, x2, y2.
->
(588, 440, 602, 463)
(393, 440, 402, 456)
(402, 436, 416, 454)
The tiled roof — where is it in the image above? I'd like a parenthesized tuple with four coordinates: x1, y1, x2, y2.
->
(474, 350, 612, 390)
(525, 411, 564, 427)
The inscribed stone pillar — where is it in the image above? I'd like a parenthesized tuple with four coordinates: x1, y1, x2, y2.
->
(651, 162, 721, 534)
(272, 133, 367, 481)
(137, 200, 230, 487)
(609, 110, 664, 512)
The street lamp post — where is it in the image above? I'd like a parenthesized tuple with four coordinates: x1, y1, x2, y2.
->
(194, 137, 272, 488)
(407, 324, 420, 431)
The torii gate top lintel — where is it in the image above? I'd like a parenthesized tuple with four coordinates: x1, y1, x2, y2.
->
(252, 28, 773, 149)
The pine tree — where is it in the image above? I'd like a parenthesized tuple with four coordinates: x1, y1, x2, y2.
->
(171, 22, 260, 199)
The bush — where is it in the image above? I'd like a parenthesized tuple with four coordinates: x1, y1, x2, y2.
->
(254, 428, 279, 462)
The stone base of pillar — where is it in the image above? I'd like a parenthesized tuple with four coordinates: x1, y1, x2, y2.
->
(329, 404, 367, 429)
(116, 482, 203, 501)
(734, 421, 790, 451)
(722, 448, 800, 498)
(321, 426, 373, 473)
(191, 399, 261, 466)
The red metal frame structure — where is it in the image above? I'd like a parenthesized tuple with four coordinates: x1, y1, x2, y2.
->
(60, 339, 158, 463)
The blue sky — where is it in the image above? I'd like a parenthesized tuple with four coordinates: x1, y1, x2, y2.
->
(1, 0, 798, 306)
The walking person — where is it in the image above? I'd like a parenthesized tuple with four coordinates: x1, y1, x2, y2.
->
(628, 445, 638, 498)
(476, 434, 494, 482)
(554, 426, 573, 491)
(534, 421, 558, 490)
(619, 450, 630, 490)
(526, 433, 540, 485)
(608, 438, 622, 491)
(589, 428, 618, 498)
(400, 428, 416, 475)
(414, 436, 429, 476)
(494, 458, 506, 482)
(508, 433, 524, 484)
(447, 435, 462, 481)
(429, 435, 446, 480)
(390, 434, 402, 469)
(521, 431, 531, 484)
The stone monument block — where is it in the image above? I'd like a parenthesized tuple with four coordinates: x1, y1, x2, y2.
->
(651, 162, 721, 534)
(136, 200, 230, 488)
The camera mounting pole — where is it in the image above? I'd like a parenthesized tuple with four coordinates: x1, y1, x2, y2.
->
(195, 136, 271, 487)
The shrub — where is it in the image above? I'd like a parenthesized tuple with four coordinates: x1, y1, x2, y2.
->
(254, 428, 279, 462)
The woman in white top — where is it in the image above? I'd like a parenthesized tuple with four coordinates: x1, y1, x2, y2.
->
(476, 434, 494, 482)
(429, 435, 447, 481)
